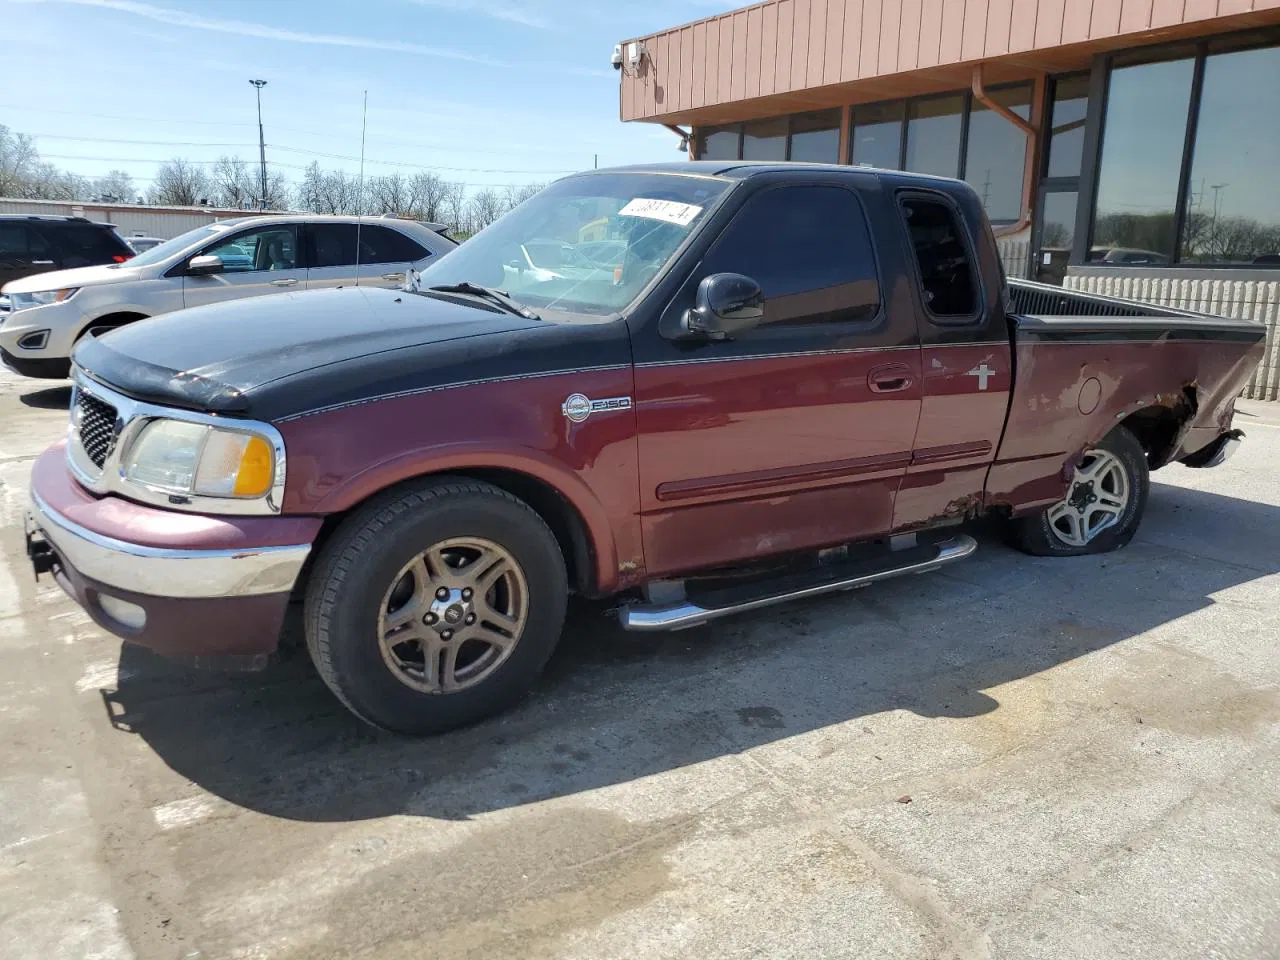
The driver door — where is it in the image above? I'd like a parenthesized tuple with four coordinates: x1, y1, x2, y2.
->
(632, 179, 923, 578)
(182, 224, 305, 309)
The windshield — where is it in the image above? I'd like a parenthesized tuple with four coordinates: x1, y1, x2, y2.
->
(415, 173, 730, 316)
(122, 221, 245, 268)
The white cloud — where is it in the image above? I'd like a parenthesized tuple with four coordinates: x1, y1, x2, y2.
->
(18, 0, 503, 65)
(406, 0, 550, 30)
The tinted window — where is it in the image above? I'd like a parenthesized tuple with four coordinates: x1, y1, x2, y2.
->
(905, 95, 964, 178)
(1179, 44, 1280, 264)
(360, 224, 427, 263)
(1092, 57, 1194, 262)
(54, 224, 131, 267)
(698, 126, 740, 160)
(1046, 74, 1089, 179)
(310, 223, 428, 267)
(205, 226, 297, 272)
(789, 110, 840, 163)
(851, 101, 903, 169)
(309, 223, 357, 267)
(964, 84, 1031, 223)
(701, 185, 880, 326)
(0, 224, 28, 258)
(742, 117, 787, 161)
(902, 196, 978, 319)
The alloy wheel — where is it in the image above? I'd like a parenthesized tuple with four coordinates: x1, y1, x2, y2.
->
(1046, 449, 1131, 548)
(377, 537, 529, 694)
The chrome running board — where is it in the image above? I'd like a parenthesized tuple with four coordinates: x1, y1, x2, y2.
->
(619, 535, 978, 632)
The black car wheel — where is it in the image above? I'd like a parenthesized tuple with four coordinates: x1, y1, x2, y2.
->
(304, 477, 567, 734)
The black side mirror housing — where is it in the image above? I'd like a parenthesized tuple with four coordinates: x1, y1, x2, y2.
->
(684, 272, 765, 340)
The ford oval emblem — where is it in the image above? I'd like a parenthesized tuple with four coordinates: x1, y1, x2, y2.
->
(561, 393, 592, 423)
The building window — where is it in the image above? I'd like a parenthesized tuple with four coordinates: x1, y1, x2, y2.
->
(1086, 33, 1280, 268)
(742, 117, 788, 161)
(905, 94, 965, 179)
(1046, 74, 1089, 179)
(698, 126, 741, 160)
(850, 101, 903, 170)
(1178, 43, 1280, 265)
(1091, 57, 1195, 264)
(965, 85, 1032, 223)
(789, 110, 841, 164)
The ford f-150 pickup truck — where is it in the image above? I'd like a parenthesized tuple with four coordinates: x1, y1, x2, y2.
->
(24, 162, 1266, 734)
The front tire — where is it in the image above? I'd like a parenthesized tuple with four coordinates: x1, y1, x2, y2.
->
(304, 478, 567, 734)
(1014, 426, 1149, 557)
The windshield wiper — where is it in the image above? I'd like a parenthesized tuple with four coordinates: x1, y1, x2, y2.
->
(426, 282, 540, 320)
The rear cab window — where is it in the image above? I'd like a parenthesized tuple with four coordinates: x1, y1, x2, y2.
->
(900, 195, 980, 322)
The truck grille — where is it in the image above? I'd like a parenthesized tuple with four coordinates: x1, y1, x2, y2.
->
(75, 390, 119, 468)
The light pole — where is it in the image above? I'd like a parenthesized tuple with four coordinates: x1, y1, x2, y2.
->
(250, 79, 268, 210)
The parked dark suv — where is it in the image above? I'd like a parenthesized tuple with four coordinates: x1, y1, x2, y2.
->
(0, 215, 133, 287)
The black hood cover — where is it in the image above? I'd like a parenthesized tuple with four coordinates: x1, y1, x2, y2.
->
(74, 287, 541, 409)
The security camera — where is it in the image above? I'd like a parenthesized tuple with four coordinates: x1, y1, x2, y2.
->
(611, 44, 623, 70)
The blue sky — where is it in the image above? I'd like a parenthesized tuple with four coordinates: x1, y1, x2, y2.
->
(3, 0, 720, 198)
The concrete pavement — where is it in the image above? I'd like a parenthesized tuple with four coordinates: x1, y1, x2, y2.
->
(0, 368, 1277, 959)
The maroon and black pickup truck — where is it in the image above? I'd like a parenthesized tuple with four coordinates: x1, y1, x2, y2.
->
(25, 162, 1265, 733)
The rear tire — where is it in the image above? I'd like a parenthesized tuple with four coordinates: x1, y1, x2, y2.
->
(304, 477, 567, 734)
(1014, 426, 1149, 557)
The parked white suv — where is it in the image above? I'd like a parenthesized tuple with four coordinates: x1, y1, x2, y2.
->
(0, 214, 456, 379)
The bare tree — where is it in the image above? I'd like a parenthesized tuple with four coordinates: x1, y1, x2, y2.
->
(368, 172, 412, 216)
(92, 169, 137, 203)
(0, 125, 39, 196)
(211, 156, 256, 209)
(441, 180, 467, 232)
(501, 181, 544, 213)
(466, 188, 505, 234)
(295, 161, 359, 214)
(148, 158, 212, 206)
(408, 171, 449, 222)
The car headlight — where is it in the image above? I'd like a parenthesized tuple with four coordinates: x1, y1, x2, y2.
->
(10, 288, 79, 310)
(120, 419, 277, 500)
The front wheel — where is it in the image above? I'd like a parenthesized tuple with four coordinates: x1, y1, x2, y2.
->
(1014, 426, 1149, 557)
(304, 478, 567, 734)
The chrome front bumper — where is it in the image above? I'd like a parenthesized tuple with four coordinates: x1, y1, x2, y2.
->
(26, 487, 311, 599)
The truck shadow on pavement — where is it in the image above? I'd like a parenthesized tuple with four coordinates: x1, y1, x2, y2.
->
(109, 478, 1280, 823)
(18, 385, 72, 410)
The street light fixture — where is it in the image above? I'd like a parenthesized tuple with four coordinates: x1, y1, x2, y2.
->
(250, 79, 268, 211)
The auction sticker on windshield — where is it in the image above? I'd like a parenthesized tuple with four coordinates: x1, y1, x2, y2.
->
(618, 198, 703, 227)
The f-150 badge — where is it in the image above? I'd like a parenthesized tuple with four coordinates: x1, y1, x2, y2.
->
(561, 394, 633, 423)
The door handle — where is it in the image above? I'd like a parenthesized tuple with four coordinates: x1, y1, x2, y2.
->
(868, 363, 914, 394)
(381, 272, 405, 281)
(30, 260, 54, 265)
(270, 277, 299, 287)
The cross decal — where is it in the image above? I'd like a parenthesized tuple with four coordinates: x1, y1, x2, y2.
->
(966, 363, 995, 391)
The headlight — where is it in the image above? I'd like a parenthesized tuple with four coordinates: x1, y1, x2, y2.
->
(121, 419, 277, 500)
(10, 288, 79, 310)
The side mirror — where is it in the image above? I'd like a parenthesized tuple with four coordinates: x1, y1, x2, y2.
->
(685, 273, 765, 340)
(186, 254, 224, 276)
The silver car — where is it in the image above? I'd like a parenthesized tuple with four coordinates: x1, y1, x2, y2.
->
(0, 215, 457, 379)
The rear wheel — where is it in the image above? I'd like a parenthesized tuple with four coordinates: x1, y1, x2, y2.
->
(1014, 426, 1149, 557)
(304, 478, 567, 734)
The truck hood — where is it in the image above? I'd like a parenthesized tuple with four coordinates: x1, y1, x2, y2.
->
(73, 286, 553, 417)
(3, 262, 144, 293)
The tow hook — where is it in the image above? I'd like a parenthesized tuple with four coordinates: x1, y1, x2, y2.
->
(23, 519, 55, 580)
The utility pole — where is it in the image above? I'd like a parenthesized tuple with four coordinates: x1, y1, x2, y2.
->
(250, 79, 268, 210)
(594, 153, 598, 169)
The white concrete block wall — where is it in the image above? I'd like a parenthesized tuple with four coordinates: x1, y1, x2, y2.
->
(1065, 273, 1280, 401)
